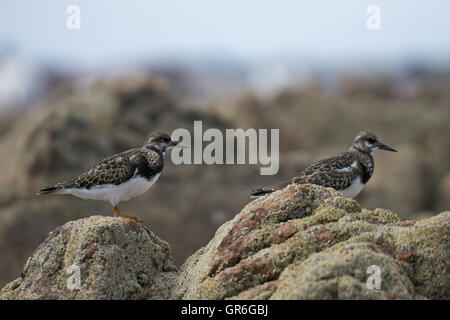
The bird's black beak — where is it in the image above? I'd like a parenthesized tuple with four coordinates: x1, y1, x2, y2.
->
(378, 142, 397, 152)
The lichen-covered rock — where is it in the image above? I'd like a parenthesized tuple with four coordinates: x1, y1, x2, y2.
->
(171, 184, 449, 300)
(0, 216, 177, 300)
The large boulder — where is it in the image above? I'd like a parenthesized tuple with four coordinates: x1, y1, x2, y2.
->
(0, 216, 176, 299)
(171, 184, 449, 300)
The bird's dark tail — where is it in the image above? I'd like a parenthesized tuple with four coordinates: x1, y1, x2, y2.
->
(37, 184, 63, 195)
(249, 187, 276, 198)
(250, 180, 292, 198)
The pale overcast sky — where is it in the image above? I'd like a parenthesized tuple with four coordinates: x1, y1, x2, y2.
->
(1, 0, 449, 65)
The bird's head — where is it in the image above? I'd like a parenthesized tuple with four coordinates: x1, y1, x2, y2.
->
(350, 131, 397, 155)
(143, 130, 179, 153)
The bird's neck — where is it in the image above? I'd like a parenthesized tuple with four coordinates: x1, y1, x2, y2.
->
(349, 147, 374, 183)
(349, 146, 374, 158)
(144, 145, 165, 158)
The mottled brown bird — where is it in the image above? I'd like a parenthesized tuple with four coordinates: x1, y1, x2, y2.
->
(250, 131, 397, 198)
(38, 130, 179, 224)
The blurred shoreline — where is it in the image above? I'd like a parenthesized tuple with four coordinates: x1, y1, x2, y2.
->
(2, 51, 450, 111)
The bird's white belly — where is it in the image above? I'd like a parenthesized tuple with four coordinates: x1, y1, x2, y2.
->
(339, 177, 365, 198)
(63, 174, 160, 205)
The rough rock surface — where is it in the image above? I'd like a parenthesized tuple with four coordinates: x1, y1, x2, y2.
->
(171, 184, 449, 300)
(1, 185, 449, 300)
(0, 216, 176, 299)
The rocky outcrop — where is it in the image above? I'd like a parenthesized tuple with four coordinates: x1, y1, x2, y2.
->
(1, 185, 448, 300)
(0, 216, 176, 299)
(171, 184, 449, 300)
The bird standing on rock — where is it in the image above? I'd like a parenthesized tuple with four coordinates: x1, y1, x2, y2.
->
(250, 131, 397, 198)
(38, 130, 179, 225)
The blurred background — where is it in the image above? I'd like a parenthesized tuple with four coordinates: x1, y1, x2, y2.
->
(0, 0, 449, 287)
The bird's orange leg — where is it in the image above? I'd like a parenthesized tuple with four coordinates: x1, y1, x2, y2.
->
(112, 206, 144, 225)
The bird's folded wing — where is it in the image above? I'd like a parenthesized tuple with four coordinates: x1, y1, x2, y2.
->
(251, 153, 361, 197)
(61, 150, 146, 189)
(291, 155, 359, 190)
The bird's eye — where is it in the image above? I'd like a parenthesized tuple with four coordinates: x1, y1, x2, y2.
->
(367, 138, 376, 144)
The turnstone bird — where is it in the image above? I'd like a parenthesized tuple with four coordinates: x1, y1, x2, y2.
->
(38, 130, 179, 224)
(250, 131, 397, 198)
